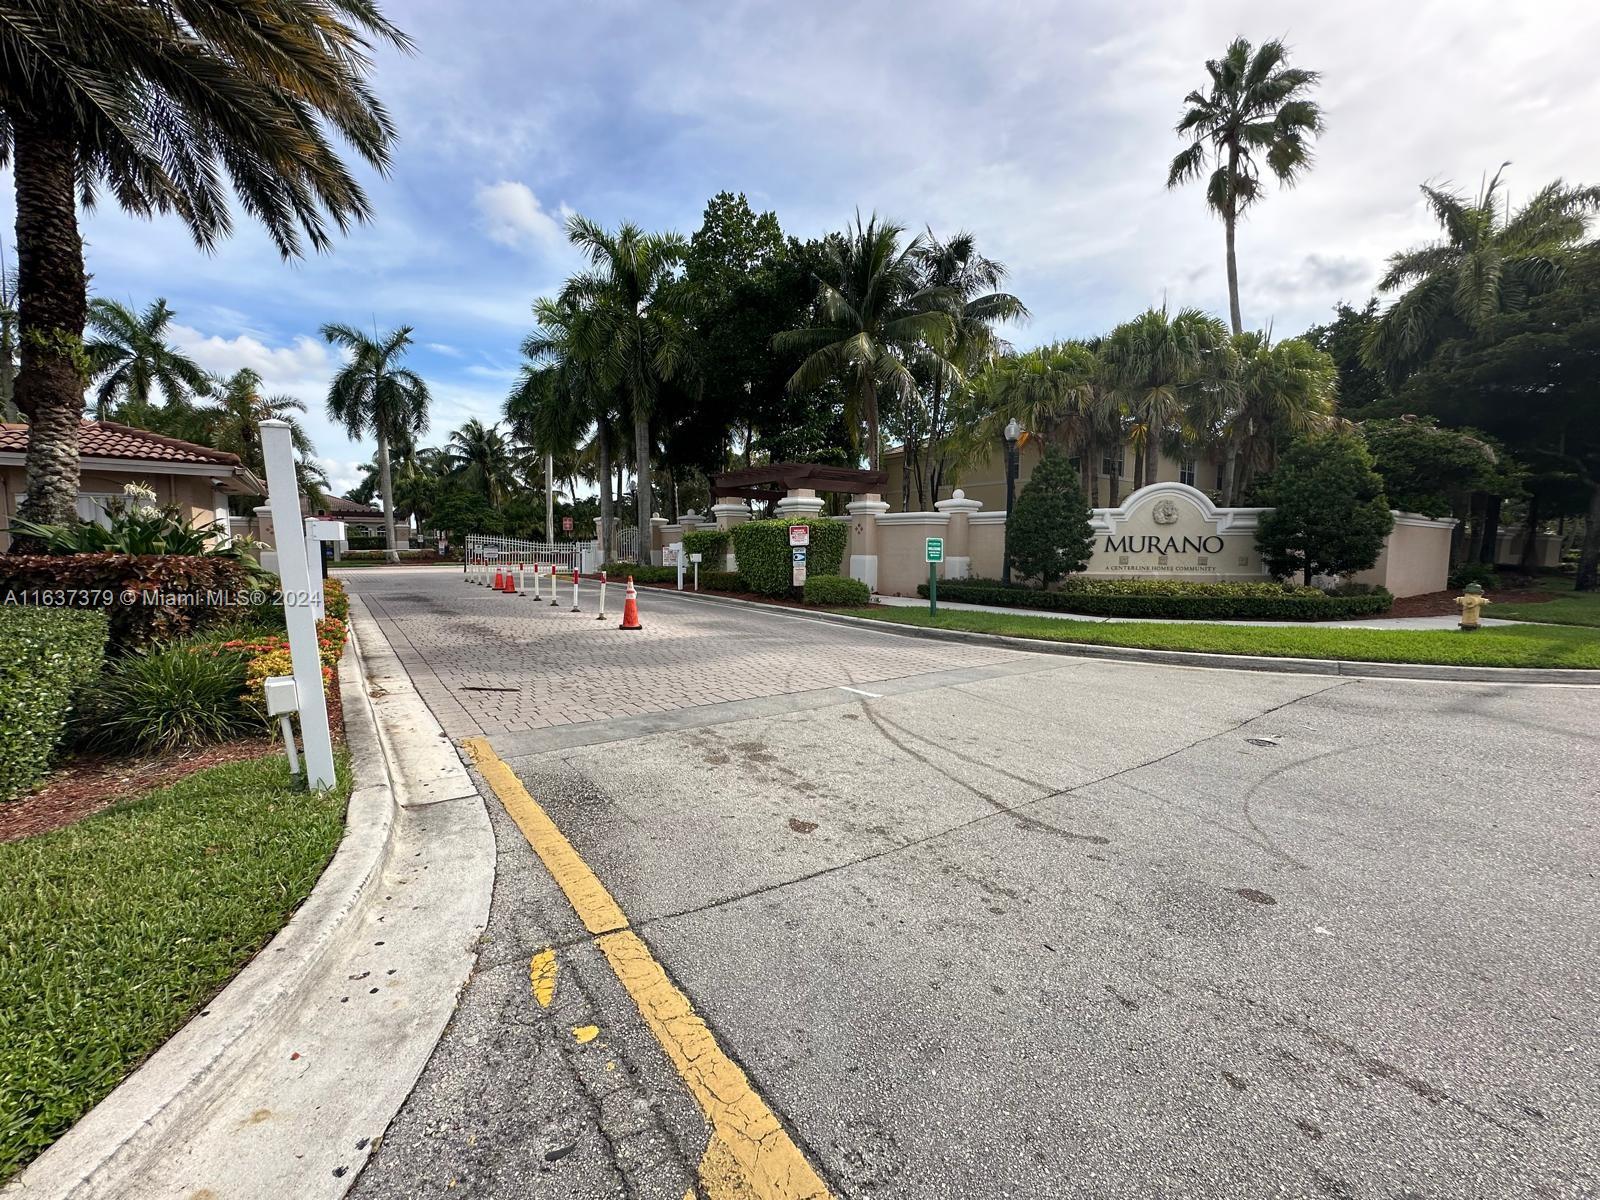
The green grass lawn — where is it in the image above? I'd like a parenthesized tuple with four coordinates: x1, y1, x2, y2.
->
(0, 753, 350, 1183)
(1490, 576, 1600, 628)
(841, 606, 1600, 669)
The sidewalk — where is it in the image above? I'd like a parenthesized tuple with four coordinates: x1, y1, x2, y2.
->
(875, 593, 1528, 630)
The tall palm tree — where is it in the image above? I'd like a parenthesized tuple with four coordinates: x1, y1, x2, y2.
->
(776, 214, 954, 471)
(200, 368, 313, 483)
(1215, 332, 1337, 502)
(446, 419, 517, 507)
(322, 323, 430, 562)
(85, 297, 210, 422)
(561, 216, 690, 561)
(516, 293, 622, 549)
(1167, 37, 1323, 335)
(0, 0, 408, 529)
(0, 254, 18, 422)
(1363, 168, 1600, 375)
(904, 230, 1027, 505)
(1100, 307, 1233, 493)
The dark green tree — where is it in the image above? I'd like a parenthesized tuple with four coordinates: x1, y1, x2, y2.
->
(1256, 430, 1394, 585)
(1303, 300, 1393, 415)
(1005, 449, 1095, 587)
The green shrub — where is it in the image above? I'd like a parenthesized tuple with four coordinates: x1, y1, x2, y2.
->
(0, 609, 109, 801)
(599, 563, 748, 592)
(75, 643, 254, 754)
(337, 548, 453, 562)
(804, 574, 870, 606)
(1256, 430, 1395, 585)
(915, 579, 1394, 621)
(1448, 561, 1498, 590)
(731, 518, 846, 596)
(7, 487, 253, 561)
(0, 554, 253, 653)
(1007, 449, 1095, 586)
(682, 529, 730, 563)
(601, 562, 676, 584)
(1051, 577, 1317, 598)
(698, 570, 748, 592)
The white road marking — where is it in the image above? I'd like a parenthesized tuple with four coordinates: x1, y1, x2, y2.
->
(837, 686, 883, 698)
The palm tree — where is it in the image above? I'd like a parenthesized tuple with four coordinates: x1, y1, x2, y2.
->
(0, 252, 18, 422)
(1168, 37, 1323, 335)
(516, 293, 623, 549)
(776, 214, 954, 471)
(322, 324, 430, 562)
(446, 419, 517, 507)
(904, 230, 1027, 505)
(1215, 333, 1336, 502)
(85, 297, 210, 422)
(200, 368, 314, 486)
(1100, 307, 1233, 493)
(0, 1, 408, 529)
(988, 340, 1116, 502)
(561, 217, 691, 561)
(1364, 168, 1600, 374)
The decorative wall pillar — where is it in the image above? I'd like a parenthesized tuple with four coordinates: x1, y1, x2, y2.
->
(648, 514, 670, 565)
(711, 499, 752, 570)
(845, 494, 890, 593)
(934, 488, 982, 580)
(678, 509, 705, 531)
(774, 487, 826, 520)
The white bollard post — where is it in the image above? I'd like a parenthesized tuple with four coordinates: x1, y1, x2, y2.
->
(596, 571, 607, 621)
(571, 568, 580, 613)
(280, 716, 301, 775)
(261, 420, 336, 791)
(549, 564, 559, 607)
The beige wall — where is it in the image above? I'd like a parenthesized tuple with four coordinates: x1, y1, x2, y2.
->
(875, 514, 951, 597)
(882, 442, 1223, 512)
(1353, 515, 1457, 597)
(0, 465, 224, 552)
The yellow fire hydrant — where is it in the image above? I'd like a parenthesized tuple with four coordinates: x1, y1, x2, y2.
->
(1455, 582, 1491, 631)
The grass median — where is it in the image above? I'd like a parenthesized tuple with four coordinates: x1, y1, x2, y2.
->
(840, 606, 1600, 669)
(1490, 577, 1600, 628)
(0, 752, 350, 1183)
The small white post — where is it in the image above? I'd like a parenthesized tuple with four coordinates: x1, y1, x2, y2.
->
(261, 421, 336, 791)
(596, 571, 607, 620)
(280, 716, 301, 775)
(549, 564, 559, 606)
(571, 569, 580, 612)
(694, 561, 700, 592)
(303, 521, 326, 621)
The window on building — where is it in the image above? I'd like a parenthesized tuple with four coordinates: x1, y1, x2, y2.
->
(1102, 452, 1122, 478)
(1216, 464, 1226, 493)
(1180, 459, 1196, 487)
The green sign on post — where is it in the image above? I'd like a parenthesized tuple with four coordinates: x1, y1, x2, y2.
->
(925, 537, 944, 616)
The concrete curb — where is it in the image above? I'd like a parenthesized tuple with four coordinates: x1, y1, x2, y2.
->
(5, 600, 494, 1200)
(637, 584, 1600, 686)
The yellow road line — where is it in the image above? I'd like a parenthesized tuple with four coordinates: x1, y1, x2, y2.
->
(530, 948, 557, 1007)
(462, 737, 833, 1200)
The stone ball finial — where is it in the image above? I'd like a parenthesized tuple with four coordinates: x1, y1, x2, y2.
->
(953, 489, 966, 500)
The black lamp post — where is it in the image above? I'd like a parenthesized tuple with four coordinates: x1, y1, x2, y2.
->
(1001, 418, 1021, 586)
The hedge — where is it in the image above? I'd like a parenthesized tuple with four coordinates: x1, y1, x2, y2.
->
(731, 518, 846, 596)
(0, 608, 109, 801)
(337, 548, 455, 562)
(914, 579, 1395, 621)
(0, 555, 253, 653)
(803, 574, 870, 607)
(681, 529, 730, 563)
(600, 563, 748, 592)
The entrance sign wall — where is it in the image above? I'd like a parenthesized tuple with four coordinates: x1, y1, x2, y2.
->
(1085, 482, 1268, 582)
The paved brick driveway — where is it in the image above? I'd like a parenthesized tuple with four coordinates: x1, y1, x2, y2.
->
(341, 567, 1024, 738)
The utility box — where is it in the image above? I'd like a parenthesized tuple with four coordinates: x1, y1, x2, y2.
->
(263, 675, 300, 717)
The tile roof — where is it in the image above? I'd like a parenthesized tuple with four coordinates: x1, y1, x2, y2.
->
(315, 493, 382, 515)
(0, 421, 243, 467)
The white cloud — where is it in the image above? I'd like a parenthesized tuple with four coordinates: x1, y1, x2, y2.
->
(427, 342, 463, 357)
(474, 180, 571, 251)
(168, 325, 332, 395)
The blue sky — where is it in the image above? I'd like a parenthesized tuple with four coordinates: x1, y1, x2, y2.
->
(8, 0, 1597, 495)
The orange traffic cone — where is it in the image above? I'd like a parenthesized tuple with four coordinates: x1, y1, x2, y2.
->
(618, 576, 643, 631)
(501, 568, 516, 594)
(493, 566, 504, 590)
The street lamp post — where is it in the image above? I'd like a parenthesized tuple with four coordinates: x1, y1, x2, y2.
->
(1001, 418, 1021, 586)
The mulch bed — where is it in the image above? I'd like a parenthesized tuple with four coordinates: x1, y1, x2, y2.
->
(0, 672, 347, 846)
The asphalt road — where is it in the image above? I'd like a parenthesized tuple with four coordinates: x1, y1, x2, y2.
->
(344, 569, 1599, 1199)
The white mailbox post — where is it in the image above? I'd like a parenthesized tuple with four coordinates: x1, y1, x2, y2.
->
(304, 518, 346, 621)
(261, 420, 337, 790)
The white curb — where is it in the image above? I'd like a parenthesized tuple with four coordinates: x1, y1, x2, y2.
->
(5, 598, 493, 1199)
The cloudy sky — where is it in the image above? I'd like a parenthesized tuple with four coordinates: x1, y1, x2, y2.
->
(8, 0, 1597, 495)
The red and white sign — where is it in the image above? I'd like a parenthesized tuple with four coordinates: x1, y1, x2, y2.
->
(562, 516, 574, 533)
(788, 524, 810, 547)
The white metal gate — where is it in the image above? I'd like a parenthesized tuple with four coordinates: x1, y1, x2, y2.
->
(465, 533, 598, 574)
(615, 527, 640, 562)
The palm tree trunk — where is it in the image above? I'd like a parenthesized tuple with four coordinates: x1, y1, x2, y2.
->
(1220, 442, 1240, 504)
(863, 378, 880, 471)
(1575, 481, 1600, 592)
(1224, 150, 1243, 337)
(377, 429, 400, 563)
(12, 117, 88, 530)
(1144, 430, 1160, 494)
(596, 426, 614, 556)
(1477, 494, 1502, 565)
(634, 406, 652, 564)
(1517, 494, 1542, 573)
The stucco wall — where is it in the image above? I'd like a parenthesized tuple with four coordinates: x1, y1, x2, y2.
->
(875, 514, 951, 597)
(1352, 514, 1457, 597)
(0, 465, 223, 552)
(882, 443, 1223, 512)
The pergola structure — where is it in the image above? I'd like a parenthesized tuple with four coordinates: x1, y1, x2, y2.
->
(709, 462, 886, 505)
